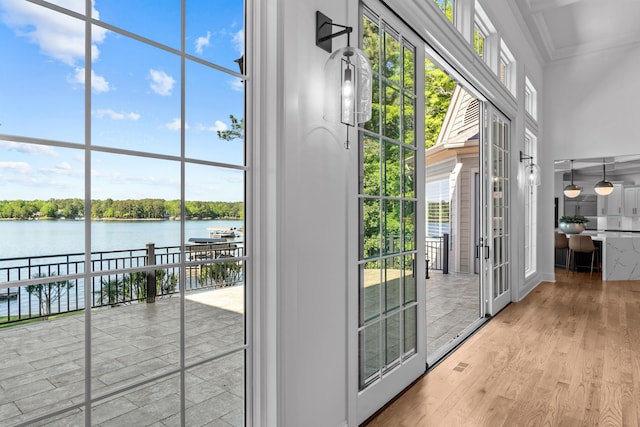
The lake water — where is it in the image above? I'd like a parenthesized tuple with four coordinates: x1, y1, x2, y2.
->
(0, 219, 244, 259)
(0, 219, 244, 317)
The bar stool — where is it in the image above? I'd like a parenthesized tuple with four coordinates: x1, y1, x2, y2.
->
(567, 235, 598, 276)
(554, 232, 569, 271)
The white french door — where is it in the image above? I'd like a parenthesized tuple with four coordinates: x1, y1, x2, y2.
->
(356, 2, 426, 423)
(482, 105, 511, 315)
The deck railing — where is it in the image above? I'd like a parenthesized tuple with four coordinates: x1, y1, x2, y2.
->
(426, 233, 449, 276)
(0, 242, 244, 324)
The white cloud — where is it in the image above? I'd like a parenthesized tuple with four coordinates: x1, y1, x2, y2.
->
(197, 120, 228, 132)
(0, 141, 60, 157)
(69, 67, 111, 93)
(232, 29, 244, 55)
(93, 109, 141, 121)
(0, 161, 32, 174)
(195, 31, 211, 54)
(166, 118, 188, 131)
(0, 0, 107, 66)
(56, 162, 72, 170)
(149, 69, 175, 96)
(229, 78, 244, 92)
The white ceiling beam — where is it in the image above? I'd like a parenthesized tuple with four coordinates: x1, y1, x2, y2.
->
(524, 0, 585, 14)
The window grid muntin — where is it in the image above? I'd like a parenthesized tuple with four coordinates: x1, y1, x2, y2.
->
(359, 6, 417, 391)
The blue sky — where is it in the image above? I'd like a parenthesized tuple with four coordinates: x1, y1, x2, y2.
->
(0, 0, 245, 202)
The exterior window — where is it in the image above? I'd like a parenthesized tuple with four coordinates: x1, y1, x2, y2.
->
(525, 77, 537, 120)
(499, 40, 515, 95)
(0, 1, 249, 425)
(474, 25, 485, 59)
(524, 130, 537, 277)
(433, 0, 455, 23)
(426, 179, 451, 237)
(473, 2, 495, 66)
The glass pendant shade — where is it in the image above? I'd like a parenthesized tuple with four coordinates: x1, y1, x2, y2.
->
(323, 46, 372, 126)
(563, 160, 581, 198)
(594, 159, 613, 196)
(594, 180, 614, 195)
(563, 184, 581, 198)
(526, 163, 541, 186)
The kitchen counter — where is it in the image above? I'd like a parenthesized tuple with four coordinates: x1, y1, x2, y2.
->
(565, 230, 640, 280)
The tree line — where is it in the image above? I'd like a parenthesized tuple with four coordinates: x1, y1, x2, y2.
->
(0, 198, 243, 220)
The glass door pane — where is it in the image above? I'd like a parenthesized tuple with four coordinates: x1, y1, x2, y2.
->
(487, 109, 511, 314)
(357, 4, 426, 423)
(359, 8, 419, 389)
(424, 55, 485, 365)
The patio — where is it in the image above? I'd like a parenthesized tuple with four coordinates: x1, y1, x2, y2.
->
(426, 271, 481, 360)
(0, 286, 245, 427)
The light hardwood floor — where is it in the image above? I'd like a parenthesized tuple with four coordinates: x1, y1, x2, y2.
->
(365, 270, 640, 426)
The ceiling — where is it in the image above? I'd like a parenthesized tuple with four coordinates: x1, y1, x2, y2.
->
(514, 0, 640, 62)
(554, 155, 640, 179)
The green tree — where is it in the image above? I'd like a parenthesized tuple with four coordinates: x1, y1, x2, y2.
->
(217, 114, 244, 141)
(424, 58, 456, 149)
(26, 272, 74, 316)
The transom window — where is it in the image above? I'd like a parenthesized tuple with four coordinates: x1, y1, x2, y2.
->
(433, 0, 455, 23)
(525, 77, 537, 120)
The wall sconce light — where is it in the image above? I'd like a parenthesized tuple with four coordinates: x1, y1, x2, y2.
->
(316, 11, 372, 148)
(594, 157, 614, 196)
(563, 159, 582, 198)
(519, 151, 540, 190)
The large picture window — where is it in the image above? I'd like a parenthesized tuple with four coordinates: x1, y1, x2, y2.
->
(0, 1, 249, 425)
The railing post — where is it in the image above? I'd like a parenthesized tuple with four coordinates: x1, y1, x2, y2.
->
(146, 243, 156, 303)
(443, 233, 449, 275)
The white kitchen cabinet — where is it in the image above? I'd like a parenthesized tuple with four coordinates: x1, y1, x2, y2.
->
(624, 187, 640, 216)
(607, 215, 622, 230)
(605, 184, 623, 216)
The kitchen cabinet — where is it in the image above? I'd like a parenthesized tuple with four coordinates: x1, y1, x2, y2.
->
(598, 183, 623, 216)
(607, 215, 621, 230)
(624, 187, 640, 216)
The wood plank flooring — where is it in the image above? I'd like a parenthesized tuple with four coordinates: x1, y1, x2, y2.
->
(365, 270, 640, 426)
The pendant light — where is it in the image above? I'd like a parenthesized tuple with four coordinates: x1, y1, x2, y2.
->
(519, 151, 541, 186)
(594, 158, 614, 196)
(316, 11, 373, 149)
(563, 160, 581, 198)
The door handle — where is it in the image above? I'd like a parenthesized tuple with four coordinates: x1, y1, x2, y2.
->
(484, 245, 490, 260)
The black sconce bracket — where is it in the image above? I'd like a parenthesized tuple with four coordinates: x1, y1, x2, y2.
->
(519, 151, 534, 163)
(316, 11, 353, 53)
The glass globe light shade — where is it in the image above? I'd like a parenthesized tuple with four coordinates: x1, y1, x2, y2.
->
(526, 163, 540, 186)
(563, 184, 581, 198)
(594, 180, 614, 196)
(323, 46, 372, 126)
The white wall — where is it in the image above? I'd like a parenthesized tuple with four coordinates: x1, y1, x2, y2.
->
(274, 0, 352, 426)
(545, 45, 640, 161)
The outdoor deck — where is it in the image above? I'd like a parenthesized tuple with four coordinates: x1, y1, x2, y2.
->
(0, 286, 245, 426)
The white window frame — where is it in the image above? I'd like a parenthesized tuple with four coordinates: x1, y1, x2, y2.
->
(524, 129, 537, 277)
(524, 76, 537, 120)
(473, 1, 496, 66)
(498, 39, 516, 95)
